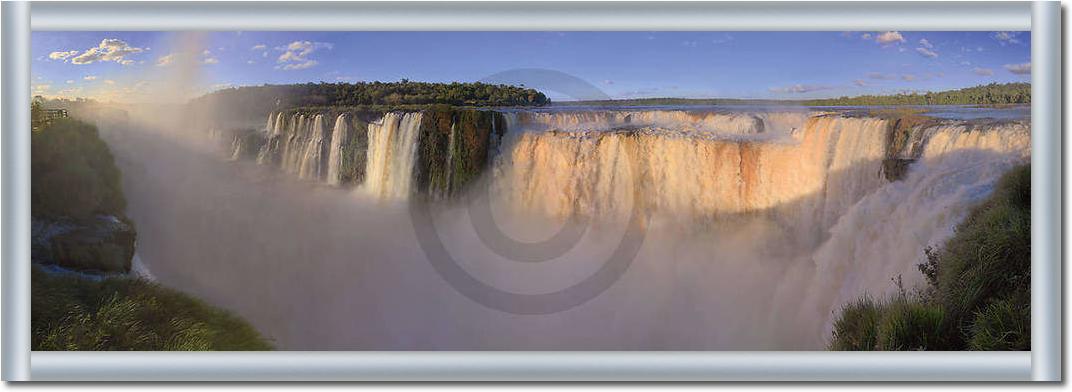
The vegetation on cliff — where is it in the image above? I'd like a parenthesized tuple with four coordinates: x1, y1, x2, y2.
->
(829, 165, 1030, 350)
(416, 108, 505, 198)
(32, 118, 126, 220)
(33, 266, 271, 350)
(31, 116, 271, 350)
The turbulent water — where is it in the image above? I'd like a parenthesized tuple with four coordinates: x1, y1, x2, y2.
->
(112, 106, 1030, 350)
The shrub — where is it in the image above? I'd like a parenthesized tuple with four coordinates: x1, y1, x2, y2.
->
(829, 296, 881, 350)
(875, 300, 947, 350)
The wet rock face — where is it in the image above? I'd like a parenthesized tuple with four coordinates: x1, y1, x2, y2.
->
(33, 215, 135, 273)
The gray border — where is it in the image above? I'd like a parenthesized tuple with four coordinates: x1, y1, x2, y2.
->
(2, 0, 1059, 382)
(1031, 0, 1062, 383)
(30, 352, 1030, 381)
(30, 1, 1030, 31)
(2, 0, 31, 383)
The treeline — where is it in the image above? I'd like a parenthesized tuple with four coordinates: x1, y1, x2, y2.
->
(802, 83, 1030, 106)
(562, 83, 1030, 107)
(555, 98, 786, 107)
(189, 81, 549, 127)
(193, 81, 549, 111)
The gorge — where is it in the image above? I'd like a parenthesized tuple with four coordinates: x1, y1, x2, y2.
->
(106, 104, 1030, 349)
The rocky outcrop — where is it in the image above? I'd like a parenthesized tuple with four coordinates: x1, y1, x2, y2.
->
(33, 215, 135, 274)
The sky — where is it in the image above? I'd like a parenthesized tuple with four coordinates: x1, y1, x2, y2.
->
(31, 31, 1031, 102)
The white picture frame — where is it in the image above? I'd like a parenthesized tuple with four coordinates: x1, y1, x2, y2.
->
(2, 0, 1061, 382)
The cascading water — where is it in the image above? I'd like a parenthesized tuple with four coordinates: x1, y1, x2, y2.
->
(490, 115, 887, 231)
(253, 112, 333, 181)
(200, 107, 1030, 348)
(362, 112, 424, 199)
(325, 113, 351, 186)
(798, 121, 1031, 345)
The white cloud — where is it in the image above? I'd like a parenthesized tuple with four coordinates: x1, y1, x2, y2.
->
(67, 39, 145, 65)
(918, 38, 934, 49)
(156, 53, 178, 67)
(275, 40, 332, 71)
(65, 80, 75, 84)
(860, 33, 872, 40)
(202, 57, 219, 65)
(875, 31, 905, 44)
(48, 50, 80, 61)
(973, 67, 994, 76)
(768, 84, 832, 94)
(915, 47, 939, 58)
(103, 80, 115, 85)
(853, 79, 868, 87)
(1004, 62, 1031, 75)
(251, 44, 267, 51)
(247, 60, 256, 65)
(279, 60, 318, 70)
(992, 31, 1022, 45)
(83, 75, 97, 81)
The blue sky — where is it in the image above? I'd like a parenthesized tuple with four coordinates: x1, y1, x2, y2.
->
(32, 31, 1031, 102)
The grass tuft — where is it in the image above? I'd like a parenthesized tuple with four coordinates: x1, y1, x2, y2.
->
(32, 267, 272, 351)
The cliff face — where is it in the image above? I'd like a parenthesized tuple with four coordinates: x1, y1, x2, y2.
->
(238, 108, 505, 198)
(416, 109, 506, 198)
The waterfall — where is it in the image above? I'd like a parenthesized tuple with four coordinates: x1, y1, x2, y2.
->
(191, 105, 1031, 348)
(499, 110, 811, 137)
(256, 112, 282, 165)
(361, 112, 424, 199)
(255, 113, 331, 181)
(326, 113, 351, 186)
(490, 115, 888, 229)
(801, 121, 1030, 342)
(229, 135, 243, 161)
(297, 114, 327, 180)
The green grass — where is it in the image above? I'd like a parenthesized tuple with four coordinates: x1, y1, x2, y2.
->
(32, 266, 272, 351)
(830, 164, 1030, 351)
(829, 296, 882, 350)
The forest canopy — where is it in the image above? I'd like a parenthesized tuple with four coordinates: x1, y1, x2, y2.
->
(562, 83, 1031, 107)
(192, 81, 550, 111)
(800, 83, 1030, 106)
